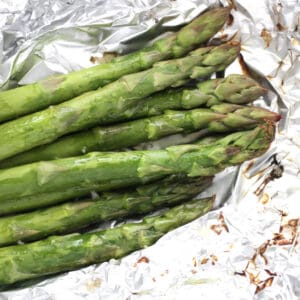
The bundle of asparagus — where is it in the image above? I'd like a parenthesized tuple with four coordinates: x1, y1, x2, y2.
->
(0, 7, 280, 290)
(0, 7, 230, 123)
(0, 197, 214, 289)
(0, 75, 272, 168)
(0, 175, 213, 246)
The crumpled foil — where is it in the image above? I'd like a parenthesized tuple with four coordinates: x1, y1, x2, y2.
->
(0, 0, 299, 299)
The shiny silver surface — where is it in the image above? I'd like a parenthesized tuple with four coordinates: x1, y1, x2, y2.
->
(0, 0, 299, 298)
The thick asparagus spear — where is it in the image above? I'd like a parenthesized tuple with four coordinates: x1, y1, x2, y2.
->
(0, 134, 223, 215)
(0, 122, 274, 202)
(0, 197, 213, 289)
(0, 8, 231, 123)
(0, 175, 212, 247)
(0, 104, 280, 168)
(0, 42, 240, 161)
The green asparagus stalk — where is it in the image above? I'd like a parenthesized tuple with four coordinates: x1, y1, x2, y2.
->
(0, 8, 230, 123)
(0, 175, 212, 246)
(0, 42, 240, 161)
(0, 176, 165, 215)
(0, 134, 223, 215)
(0, 104, 280, 168)
(0, 197, 213, 289)
(0, 122, 274, 202)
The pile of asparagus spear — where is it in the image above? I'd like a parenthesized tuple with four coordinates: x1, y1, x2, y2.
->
(0, 7, 280, 290)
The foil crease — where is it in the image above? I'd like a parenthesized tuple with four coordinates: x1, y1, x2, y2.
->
(0, 0, 299, 299)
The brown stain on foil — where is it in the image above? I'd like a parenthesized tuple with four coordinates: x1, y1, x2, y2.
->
(234, 270, 246, 276)
(234, 240, 278, 295)
(218, 212, 229, 232)
(258, 242, 269, 265)
(86, 278, 102, 291)
(260, 193, 270, 205)
(90, 52, 118, 64)
(255, 277, 274, 294)
(238, 54, 250, 76)
(210, 224, 222, 235)
(90, 56, 99, 64)
(260, 28, 272, 48)
(227, 14, 234, 26)
(266, 60, 285, 80)
(265, 269, 277, 276)
(210, 212, 229, 235)
(227, 0, 237, 10)
(243, 160, 254, 174)
(273, 218, 299, 246)
(133, 256, 150, 267)
(235, 214, 299, 294)
(199, 255, 218, 266)
(192, 257, 197, 267)
(201, 257, 209, 265)
(276, 23, 285, 31)
(210, 254, 218, 265)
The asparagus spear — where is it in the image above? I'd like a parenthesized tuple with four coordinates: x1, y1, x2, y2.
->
(0, 176, 164, 215)
(0, 104, 280, 168)
(0, 122, 274, 202)
(0, 42, 240, 161)
(0, 8, 230, 123)
(0, 134, 221, 215)
(0, 197, 213, 289)
(0, 175, 212, 246)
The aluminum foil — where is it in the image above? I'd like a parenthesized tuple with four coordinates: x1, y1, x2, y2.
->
(0, 0, 299, 299)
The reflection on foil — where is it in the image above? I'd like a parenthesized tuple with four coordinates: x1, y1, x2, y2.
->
(0, 0, 300, 299)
